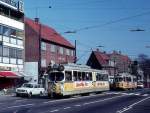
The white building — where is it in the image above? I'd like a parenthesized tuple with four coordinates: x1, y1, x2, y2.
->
(0, 0, 24, 72)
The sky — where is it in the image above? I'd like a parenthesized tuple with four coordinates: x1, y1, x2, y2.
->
(24, 0, 150, 64)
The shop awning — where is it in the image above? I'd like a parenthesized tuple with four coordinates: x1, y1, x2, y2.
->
(0, 71, 20, 78)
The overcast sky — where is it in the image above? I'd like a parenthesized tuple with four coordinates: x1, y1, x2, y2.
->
(24, 0, 150, 64)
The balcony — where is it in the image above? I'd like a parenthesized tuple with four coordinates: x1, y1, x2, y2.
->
(0, 15, 24, 30)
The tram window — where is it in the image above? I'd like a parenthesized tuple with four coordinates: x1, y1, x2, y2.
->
(96, 73, 100, 81)
(118, 77, 123, 82)
(49, 72, 64, 81)
(126, 77, 131, 82)
(82, 72, 86, 81)
(96, 73, 108, 81)
(73, 71, 78, 81)
(65, 71, 72, 81)
(89, 72, 92, 81)
(115, 77, 123, 82)
(103, 74, 108, 81)
(85, 72, 89, 81)
(123, 77, 126, 81)
(133, 78, 137, 82)
(78, 72, 82, 81)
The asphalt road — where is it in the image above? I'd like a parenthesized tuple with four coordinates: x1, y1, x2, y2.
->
(0, 89, 150, 113)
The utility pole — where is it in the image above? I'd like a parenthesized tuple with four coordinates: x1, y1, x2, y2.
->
(74, 40, 77, 63)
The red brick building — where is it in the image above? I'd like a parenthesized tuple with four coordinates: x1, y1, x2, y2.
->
(25, 18, 75, 73)
(87, 49, 131, 76)
(87, 49, 115, 76)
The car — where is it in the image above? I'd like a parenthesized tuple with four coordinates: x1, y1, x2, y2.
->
(16, 83, 45, 97)
(137, 82, 144, 89)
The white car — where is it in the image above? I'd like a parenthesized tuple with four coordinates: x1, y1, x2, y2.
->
(16, 83, 45, 97)
(137, 82, 144, 89)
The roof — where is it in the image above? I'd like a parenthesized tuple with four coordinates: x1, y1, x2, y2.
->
(25, 18, 74, 49)
(0, 71, 20, 78)
(93, 51, 109, 65)
(109, 52, 131, 62)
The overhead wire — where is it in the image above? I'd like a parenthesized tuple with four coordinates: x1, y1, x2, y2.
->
(69, 11, 150, 33)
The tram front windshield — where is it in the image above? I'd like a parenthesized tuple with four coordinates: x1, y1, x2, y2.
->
(115, 77, 123, 82)
(49, 72, 64, 81)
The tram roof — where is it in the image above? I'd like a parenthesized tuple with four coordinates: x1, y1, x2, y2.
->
(116, 73, 136, 78)
(62, 63, 108, 74)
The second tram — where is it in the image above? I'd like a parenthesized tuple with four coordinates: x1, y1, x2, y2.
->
(114, 73, 137, 90)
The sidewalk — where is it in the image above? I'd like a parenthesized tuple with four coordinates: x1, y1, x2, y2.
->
(0, 89, 15, 96)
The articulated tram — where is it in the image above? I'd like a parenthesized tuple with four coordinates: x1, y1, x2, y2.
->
(114, 73, 137, 90)
(45, 63, 110, 97)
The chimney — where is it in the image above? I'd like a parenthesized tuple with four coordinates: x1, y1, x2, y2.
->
(34, 18, 39, 23)
(96, 48, 99, 52)
(103, 51, 106, 54)
(119, 51, 121, 54)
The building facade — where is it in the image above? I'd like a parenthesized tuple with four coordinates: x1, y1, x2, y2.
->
(87, 50, 131, 76)
(0, 0, 24, 72)
(0, 0, 24, 89)
(25, 18, 75, 76)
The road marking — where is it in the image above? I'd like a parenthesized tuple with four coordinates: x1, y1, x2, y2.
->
(117, 96, 150, 113)
(63, 107, 71, 109)
(15, 99, 27, 102)
(74, 104, 82, 107)
(6, 103, 34, 109)
(43, 93, 107, 104)
(83, 95, 126, 105)
(13, 110, 18, 113)
(134, 93, 140, 96)
(142, 94, 149, 96)
(50, 109, 59, 112)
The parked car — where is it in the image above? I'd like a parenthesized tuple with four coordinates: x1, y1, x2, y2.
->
(137, 81, 144, 89)
(16, 83, 45, 97)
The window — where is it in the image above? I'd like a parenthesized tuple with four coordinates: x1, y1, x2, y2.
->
(0, 35, 2, 41)
(3, 57, 9, 64)
(17, 39, 23, 46)
(59, 47, 64, 54)
(96, 73, 108, 81)
(66, 49, 70, 56)
(0, 45, 2, 56)
(3, 26, 17, 37)
(41, 42, 46, 50)
(50, 44, 56, 52)
(3, 47, 9, 57)
(73, 71, 78, 81)
(0, 26, 2, 34)
(49, 72, 64, 81)
(10, 38, 17, 45)
(17, 50, 23, 59)
(41, 59, 46, 67)
(3, 26, 10, 36)
(65, 71, 72, 81)
(3, 36, 10, 43)
(71, 50, 74, 56)
(9, 48, 16, 58)
(78, 72, 82, 81)
(10, 58, 17, 64)
(82, 72, 86, 81)
(17, 59, 23, 65)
